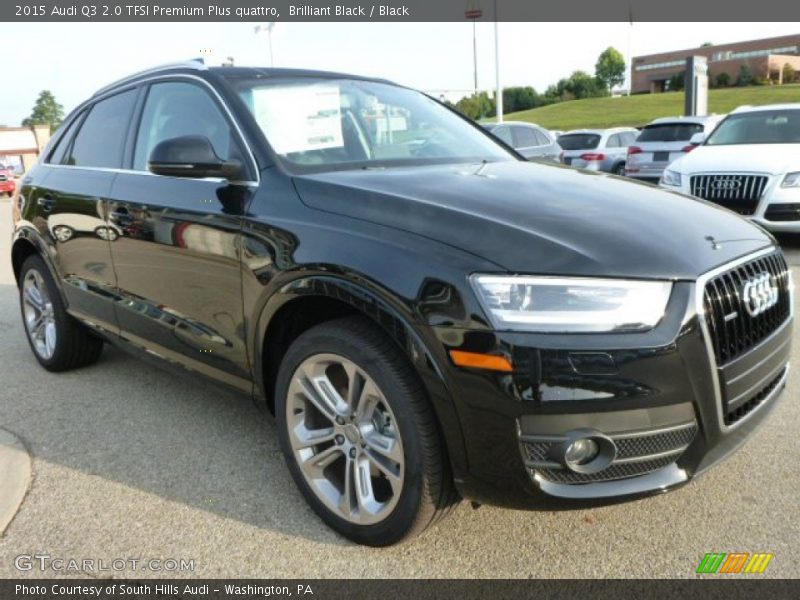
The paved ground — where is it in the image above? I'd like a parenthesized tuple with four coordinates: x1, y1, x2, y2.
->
(1, 197, 799, 579)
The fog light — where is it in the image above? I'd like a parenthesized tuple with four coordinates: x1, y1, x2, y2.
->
(565, 438, 599, 466)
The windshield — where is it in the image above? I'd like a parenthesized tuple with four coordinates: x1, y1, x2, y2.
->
(557, 133, 600, 150)
(232, 77, 514, 172)
(705, 109, 800, 146)
(637, 123, 704, 142)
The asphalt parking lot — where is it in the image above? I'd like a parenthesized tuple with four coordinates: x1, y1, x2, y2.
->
(0, 197, 799, 579)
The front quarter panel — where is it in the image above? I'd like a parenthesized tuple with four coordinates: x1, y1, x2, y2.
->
(240, 169, 503, 478)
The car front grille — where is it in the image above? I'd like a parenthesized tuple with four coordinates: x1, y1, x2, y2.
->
(690, 174, 769, 215)
(725, 368, 786, 425)
(521, 421, 698, 485)
(702, 251, 791, 365)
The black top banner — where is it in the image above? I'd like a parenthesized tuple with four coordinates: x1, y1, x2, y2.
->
(4, 0, 800, 22)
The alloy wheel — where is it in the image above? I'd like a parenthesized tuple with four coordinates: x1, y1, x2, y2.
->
(22, 270, 57, 359)
(286, 353, 405, 525)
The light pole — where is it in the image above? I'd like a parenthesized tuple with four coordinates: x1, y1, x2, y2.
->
(494, 0, 502, 122)
(465, 2, 482, 96)
(254, 23, 276, 67)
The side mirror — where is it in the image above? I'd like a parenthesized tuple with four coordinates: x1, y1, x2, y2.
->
(689, 132, 705, 146)
(148, 135, 243, 180)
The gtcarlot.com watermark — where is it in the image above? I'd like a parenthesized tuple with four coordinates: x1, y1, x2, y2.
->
(14, 554, 195, 573)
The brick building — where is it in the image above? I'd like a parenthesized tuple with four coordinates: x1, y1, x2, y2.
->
(632, 34, 800, 94)
(0, 125, 51, 174)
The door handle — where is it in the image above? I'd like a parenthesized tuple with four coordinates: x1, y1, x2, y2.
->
(37, 196, 56, 212)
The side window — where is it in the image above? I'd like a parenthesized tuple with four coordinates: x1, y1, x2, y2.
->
(623, 132, 637, 145)
(606, 134, 620, 148)
(492, 126, 513, 146)
(512, 126, 539, 148)
(48, 112, 85, 165)
(133, 81, 238, 171)
(533, 129, 551, 146)
(68, 89, 137, 168)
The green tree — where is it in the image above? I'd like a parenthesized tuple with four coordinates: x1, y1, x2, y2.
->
(668, 71, 685, 91)
(22, 90, 64, 130)
(715, 72, 731, 87)
(737, 64, 753, 87)
(782, 63, 796, 84)
(502, 86, 540, 113)
(701, 42, 714, 47)
(454, 91, 495, 120)
(595, 47, 626, 91)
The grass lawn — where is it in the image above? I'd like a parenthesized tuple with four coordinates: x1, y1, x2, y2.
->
(493, 85, 800, 130)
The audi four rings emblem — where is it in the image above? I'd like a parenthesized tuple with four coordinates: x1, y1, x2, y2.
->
(712, 179, 741, 190)
(741, 273, 779, 317)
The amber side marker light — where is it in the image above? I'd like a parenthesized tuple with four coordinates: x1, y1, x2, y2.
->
(449, 350, 513, 372)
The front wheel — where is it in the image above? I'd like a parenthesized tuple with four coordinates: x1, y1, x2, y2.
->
(274, 317, 458, 545)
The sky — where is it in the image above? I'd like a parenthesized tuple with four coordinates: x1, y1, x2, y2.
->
(3, 22, 799, 125)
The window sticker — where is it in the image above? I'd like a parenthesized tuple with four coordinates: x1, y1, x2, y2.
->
(250, 85, 344, 154)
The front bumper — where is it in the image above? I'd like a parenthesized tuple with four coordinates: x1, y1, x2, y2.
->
(437, 253, 793, 508)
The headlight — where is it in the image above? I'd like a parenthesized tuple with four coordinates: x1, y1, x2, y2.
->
(781, 172, 800, 188)
(660, 170, 682, 187)
(470, 275, 673, 333)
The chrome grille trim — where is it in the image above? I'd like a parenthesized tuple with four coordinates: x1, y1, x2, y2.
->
(702, 251, 791, 364)
(690, 174, 769, 215)
(695, 246, 794, 432)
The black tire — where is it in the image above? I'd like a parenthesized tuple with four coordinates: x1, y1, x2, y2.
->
(613, 162, 626, 176)
(19, 254, 103, 372)
(274, 316, 459, 546)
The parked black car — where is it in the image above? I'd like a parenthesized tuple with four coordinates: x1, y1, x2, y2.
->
(11, 62, 793, 546)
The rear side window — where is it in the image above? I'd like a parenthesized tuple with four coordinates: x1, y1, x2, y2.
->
(491, 126, 513, 146)
(48, 112, 85, 165)
(133, 81, 237, 171)
(637, 123, 704, 142)
(606, 134, 620, 148)
(533, 129, 551, 146)
(512, 126, 538, 148)
(557, 134, 600, 150)
(68, 89, 137, 168)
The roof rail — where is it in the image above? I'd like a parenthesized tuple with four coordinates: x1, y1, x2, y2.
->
(92, 59, 207, 97)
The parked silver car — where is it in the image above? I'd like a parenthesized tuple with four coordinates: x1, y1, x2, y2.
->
(483, 121, 561, 162)
(625, 115, 724, 184)
(558, 128, 639, 174)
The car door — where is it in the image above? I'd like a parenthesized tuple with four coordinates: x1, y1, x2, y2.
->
(533, 128, 559, 161)
(32, 88, 139, 333)
(106, 78, 257, 392)
(510, 125, 542, 159)
(603, 133, 625, 171)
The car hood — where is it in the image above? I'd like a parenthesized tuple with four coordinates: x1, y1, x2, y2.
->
(671, 144, 800, 176)
(292, 160, 773, 279)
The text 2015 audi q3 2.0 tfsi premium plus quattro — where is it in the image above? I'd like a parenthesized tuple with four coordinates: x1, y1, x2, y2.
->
(11, 62, 793, 546)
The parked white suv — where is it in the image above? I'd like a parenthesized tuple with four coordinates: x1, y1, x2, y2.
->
(626, 115, 724, 184)
(660, 104, 800, 232)
(558, 128, 639, 174)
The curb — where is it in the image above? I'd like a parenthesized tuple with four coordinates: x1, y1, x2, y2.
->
(0, 427, 32, 535)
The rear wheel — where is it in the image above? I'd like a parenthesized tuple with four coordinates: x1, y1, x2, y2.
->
(19, 254, 103, 371)
(274, 317, 458, 545)
(613, 162, 626, 175)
